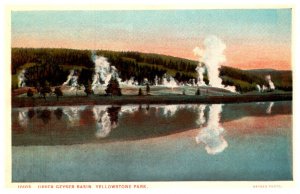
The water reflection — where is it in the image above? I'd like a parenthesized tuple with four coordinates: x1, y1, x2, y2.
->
(18, 110, 28, 128)
(196, 105, 207, 126)
(54, 108, 63, 120)
(12, 101, 291, 147)
(12, 102, 293, 182)
(28, 109, 35, 119)
(93, 106, 121, 138)
(195, 104, 228, 155)
(266, 102, 274, 114)
(63, 106, 86, 126)
(36, 109, 52, 124)
(162, 105, 178, 117)
(120, 105, 139, 114)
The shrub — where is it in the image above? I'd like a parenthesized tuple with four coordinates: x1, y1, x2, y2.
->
(27, 89, 34, 97)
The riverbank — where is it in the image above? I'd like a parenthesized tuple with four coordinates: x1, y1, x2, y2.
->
(12, 92, 292, 108)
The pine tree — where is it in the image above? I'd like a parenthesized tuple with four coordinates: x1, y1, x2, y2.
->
(196, 87, 201, 95)
(27, 88, 34, 98)
(40, 81, 52, 100)
(138, 88, 143, 96)
(84, 81, 93, 96)
(105, 77, 122, 96)
(146, 83, 150, 95)
(54, 87, 63, 101)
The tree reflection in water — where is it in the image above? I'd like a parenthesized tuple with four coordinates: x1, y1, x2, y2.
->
(54, 108, 63, 120)
(27, 109, 35, 119)
(36, 109, 51, 124)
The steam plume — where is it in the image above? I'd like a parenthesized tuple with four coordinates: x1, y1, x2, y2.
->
(92, 55, 118, 90)
(63, 69, 79, 91)
(162, 74, 178, 88)
(194, 36, 236, 92)
(256, 84, 261, 92)
(18, 69, 26, 88)
(265, 75, 275, 90)
(193, 47, 206, 86)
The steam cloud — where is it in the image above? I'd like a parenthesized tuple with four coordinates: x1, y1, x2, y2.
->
(92, 55, 118, 90)
(265, 75, 275, 90)
(18, 69, 26, 88)
(63, 69, 79, 91)
(91, 54, 139, 92)
(162, 74, 178, 88)
(194, 36, 236, 92)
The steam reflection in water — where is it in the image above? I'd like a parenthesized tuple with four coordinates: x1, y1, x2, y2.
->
(266, 102, 274, 114)
(12, 101, 292, 182)
(13, 101, 283, 149)
(195, 104, 228, 155)
(63, 106, 86, 126)
(92, 106, 111, 138)
(93, 106, 121, 138)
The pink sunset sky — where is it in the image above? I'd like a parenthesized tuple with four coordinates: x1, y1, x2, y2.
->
(11, 9, 292, 70)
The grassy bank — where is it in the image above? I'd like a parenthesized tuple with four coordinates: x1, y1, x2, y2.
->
(12, 92, 292, 108)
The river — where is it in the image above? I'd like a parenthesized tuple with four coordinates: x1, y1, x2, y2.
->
(11, 101, 292, 182)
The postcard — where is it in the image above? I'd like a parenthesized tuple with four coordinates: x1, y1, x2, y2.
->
(5, 3, 295, 191)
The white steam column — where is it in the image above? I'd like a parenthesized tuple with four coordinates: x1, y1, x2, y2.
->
(92, 55, 115, 90)
(63, 69, 79, 91)
(265, 75, 275, 90)
(194, 36, 236, 92)
(18, 69, 26, 88)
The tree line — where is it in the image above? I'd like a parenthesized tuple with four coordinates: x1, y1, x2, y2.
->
(11, 48, 292, 93)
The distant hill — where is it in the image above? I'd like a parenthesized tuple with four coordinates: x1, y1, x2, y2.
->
(11, 48, 292, 92)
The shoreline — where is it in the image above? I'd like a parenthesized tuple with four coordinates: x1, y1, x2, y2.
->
(12, 92, 292, 108)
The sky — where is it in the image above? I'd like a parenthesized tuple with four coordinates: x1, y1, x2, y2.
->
(11, 9, 292, 70)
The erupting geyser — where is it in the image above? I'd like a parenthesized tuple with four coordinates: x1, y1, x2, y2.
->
(18, 69, 26, 88)
(194, 36, 236, 92)
(92, 55, 118, 91)
(195, 65, 206, 86)
(91, 54, 138, 93)
(265, 75, 275, 90)
(256, 84, 262, 92)
(162, 74, 178, 89)
(63, 69, 79, 91)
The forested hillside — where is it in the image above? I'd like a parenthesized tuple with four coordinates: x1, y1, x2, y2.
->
(11, 48, 292, 92)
